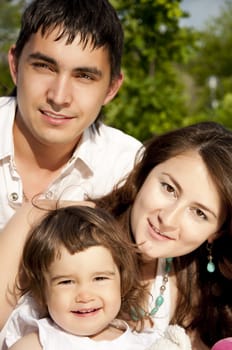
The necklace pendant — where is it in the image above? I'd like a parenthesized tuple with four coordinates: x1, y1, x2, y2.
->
(156, 295, 164, 307)
(130, 310, 140, 321)
(150, 307, 159, 316)
(207, 261, 215, 273)
(130, 307, 145, 321)
(130, 258, 173, 321)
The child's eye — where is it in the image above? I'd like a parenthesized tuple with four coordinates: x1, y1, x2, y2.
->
(94, 276, 109, 281)
(58, 279, 73, 285)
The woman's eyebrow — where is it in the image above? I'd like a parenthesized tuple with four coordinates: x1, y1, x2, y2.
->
(162, 172, 182, 193)
(194, 202, 217, 218)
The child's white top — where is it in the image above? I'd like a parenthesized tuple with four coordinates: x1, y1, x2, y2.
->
(4, 301, 163, 349)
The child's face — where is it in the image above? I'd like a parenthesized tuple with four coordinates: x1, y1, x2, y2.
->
(44, 245, 121, 339)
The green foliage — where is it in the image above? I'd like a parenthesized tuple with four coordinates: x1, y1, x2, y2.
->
(184, 0, 232, 128)
(0, 0, 26, 95)
(105, 62, 188, 140)
(105, 0, 196, 140)
(216, 93, 232, 129)
(189, 1, 232, 85)
(0, 0, 23, 50)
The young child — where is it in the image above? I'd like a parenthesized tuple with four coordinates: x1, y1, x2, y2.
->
(4, 205, 191, 349)
(5, 205, 165, 349)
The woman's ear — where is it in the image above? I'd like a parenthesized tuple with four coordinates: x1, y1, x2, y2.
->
(207, 230, 221, 244)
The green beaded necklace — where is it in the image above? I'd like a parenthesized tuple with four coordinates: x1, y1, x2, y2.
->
(131, 257, 173, 321)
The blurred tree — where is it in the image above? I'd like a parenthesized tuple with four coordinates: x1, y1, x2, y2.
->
(184, 0, 232, 129)
(104, 0, 196, 140)
(0, 0, 26, 95)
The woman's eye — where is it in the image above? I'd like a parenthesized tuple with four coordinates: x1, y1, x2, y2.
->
(195, 208, 207, 220)
(161, 182, 176, 196)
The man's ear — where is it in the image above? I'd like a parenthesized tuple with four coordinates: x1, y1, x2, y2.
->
(103, 72, 124, 106)
(8, 45, 18, 85)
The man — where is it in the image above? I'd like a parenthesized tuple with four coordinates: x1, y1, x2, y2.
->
(0, 0, 142, 230)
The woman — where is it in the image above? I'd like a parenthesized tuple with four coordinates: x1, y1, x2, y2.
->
(94, 121, 232, 348)
(0, 121, 232, 349)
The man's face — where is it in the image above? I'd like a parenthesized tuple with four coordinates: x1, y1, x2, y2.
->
(8, 28, 123, 149)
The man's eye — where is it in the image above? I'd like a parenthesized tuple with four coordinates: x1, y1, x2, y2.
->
(32, 62, 48, 68)
(75, 72, 94, 80)
(32, 62, 55, 71)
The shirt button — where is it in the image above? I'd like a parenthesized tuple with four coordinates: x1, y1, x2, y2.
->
(45, 191, 53, 199)
(68, 156, 75, 164)
(9, 192, 19, 201)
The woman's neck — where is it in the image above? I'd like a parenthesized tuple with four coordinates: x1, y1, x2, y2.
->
(140, 259, 158, 282)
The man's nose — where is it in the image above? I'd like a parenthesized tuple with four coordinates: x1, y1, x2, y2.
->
(47, 75, 72, 108)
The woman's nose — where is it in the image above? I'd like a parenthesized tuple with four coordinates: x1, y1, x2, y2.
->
(157, 204, 181, 232)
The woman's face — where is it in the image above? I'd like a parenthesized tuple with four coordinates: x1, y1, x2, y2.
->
(130, 150, 224, 260)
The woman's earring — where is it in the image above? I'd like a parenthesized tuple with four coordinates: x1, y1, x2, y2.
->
(207, 243, 215, 273)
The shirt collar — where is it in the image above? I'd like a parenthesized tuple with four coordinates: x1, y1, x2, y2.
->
(0, 97, 16, 160)
(63, 127, 100, 176)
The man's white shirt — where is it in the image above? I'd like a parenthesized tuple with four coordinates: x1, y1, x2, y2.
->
(0, 96, 142, 230)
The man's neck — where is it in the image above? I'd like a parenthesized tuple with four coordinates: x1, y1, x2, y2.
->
(13, 117, 81, 171)
(12, 118, 81, 200)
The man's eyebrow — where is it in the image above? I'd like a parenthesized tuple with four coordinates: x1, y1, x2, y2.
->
(28, 52, 103, 77)
(28, 52, 56, 65)
(73, 67, 103, 77)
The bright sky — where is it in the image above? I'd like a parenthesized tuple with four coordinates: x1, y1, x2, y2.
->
(180, 0, 228, 29)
